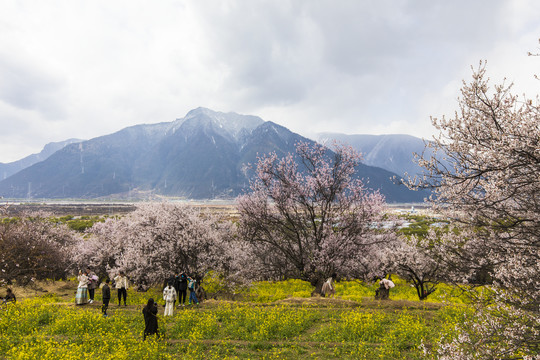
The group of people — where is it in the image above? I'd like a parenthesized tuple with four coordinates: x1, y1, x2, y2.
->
(76, 269, 130, 316)
(321, 273, 395, 300)
(9, 270, 393, 342)
(161, 272, 199, 316)
(75, 269, 99, 305)
(75, 269, 200, 340)
(143, 273, 200, 340)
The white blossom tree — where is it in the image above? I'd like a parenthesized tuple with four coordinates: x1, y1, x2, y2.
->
(384, 232, 441, 301)
(413, 62, 539, 358)
(237, 141, 392, 294)
(72, 203, 235, 286)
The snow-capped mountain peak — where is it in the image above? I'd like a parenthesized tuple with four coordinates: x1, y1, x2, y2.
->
(172, 107, 264, 142)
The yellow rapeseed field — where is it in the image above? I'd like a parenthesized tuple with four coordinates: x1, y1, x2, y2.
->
(0, 279, 467, 359)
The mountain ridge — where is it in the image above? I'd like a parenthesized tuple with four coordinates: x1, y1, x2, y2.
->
(0, 108, 426, 202)
(0, 138, 83, 181)
(317, 133, 433, 179)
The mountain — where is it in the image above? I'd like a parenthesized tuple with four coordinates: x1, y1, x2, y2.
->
(0, 108, 425, 202)
(318, 133, 433, 179)
(0, 139, 83, 180)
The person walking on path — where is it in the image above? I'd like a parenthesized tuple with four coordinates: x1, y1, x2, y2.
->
(75, 270, 89, 305)
(114, 271, 129, 306)
(101, 279, 111, 316)
(187, 276, 198, 305)
(142, 298, 159, 340)
(163, 281, 176, 316)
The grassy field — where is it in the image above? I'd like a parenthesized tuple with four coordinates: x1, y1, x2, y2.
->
(0, 279, 467, 359)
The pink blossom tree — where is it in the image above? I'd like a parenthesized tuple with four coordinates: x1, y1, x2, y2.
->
(412, 63, 539, 358)
(237, 141, 391, 295)
(72, 203, 234, 287)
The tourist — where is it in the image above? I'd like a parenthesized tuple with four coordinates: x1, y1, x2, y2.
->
(173, 273, 181, 306)
(178, 272, 188, 307)
(87, 269, 99, 304)
(2, 288, 16, 304)
(114, 271, 129, 306)
(102, 278, 111, 316)
(75, 270, 89, 305)
(187, 276, 198, 305)
(377, 275, 395, 300)
(163, 281, 176, 316)
(142, 298, 159, 340)
(321, 273, 336, 298)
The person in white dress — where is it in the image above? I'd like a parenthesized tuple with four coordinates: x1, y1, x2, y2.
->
(75, 270, 89, 305)
(163, 281, 177, 316)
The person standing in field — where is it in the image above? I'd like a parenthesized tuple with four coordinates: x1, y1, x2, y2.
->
(188, 276, 198, 305)
(114, 271, 129, 306)
(2, 288, 16, 304)
(142, 298, 159, 340)
(321, 273, 336, 298)
(86, 269, 98, 304)
(101, 278, 111, 317)
(163, 281, 176, 316)
(378, 275, 395, 300)
(178, 272, 188, 307)
(75, 270, 89, 305)
(173, 273, 181, 306)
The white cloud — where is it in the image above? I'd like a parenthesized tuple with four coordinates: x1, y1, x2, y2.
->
(0, 0, 538, 162)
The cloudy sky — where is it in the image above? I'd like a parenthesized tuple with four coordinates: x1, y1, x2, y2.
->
(0, 0, 538, 163)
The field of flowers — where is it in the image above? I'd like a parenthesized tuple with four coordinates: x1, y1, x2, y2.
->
(0, 279, 467, 359)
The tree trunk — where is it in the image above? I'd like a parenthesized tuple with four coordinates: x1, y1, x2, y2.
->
(415, 281, 435, 301)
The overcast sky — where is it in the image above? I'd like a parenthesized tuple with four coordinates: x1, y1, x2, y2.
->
(1, 0, 539, 163)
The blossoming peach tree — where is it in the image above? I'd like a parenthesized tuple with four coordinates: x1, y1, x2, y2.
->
(383, 232, 441, 301)
(236, 141, 394, 295)
(0, 209, 79, 286)
(413, 63, 539, 359)
(72, 203, 235, 286)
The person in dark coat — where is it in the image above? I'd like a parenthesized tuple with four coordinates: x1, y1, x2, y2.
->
(102, 279, 111, 316)
(142, 298, 159, 340)
(2, 288, 16, 304)
(173, 273, 181, 305)
(177, 272, 188, 307)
